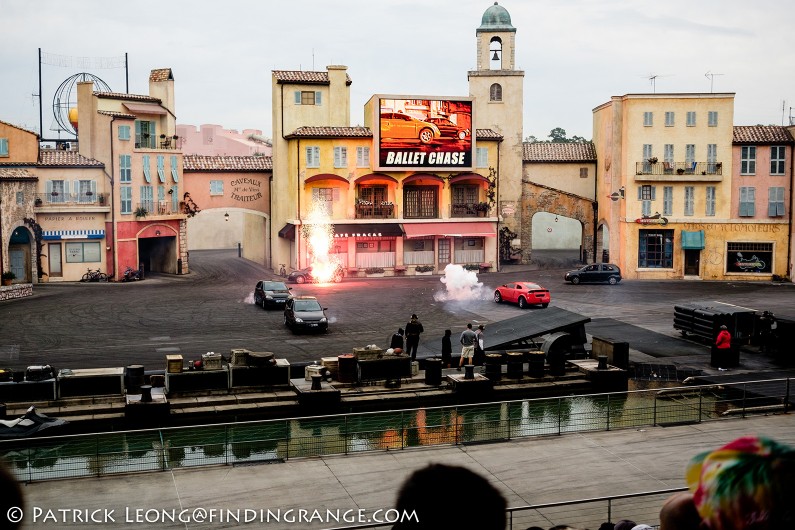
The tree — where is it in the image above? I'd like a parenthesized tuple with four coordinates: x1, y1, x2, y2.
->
(549, 127, 568, 142)
(525, 129, 591, 144)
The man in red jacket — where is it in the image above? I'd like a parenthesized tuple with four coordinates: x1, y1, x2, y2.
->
(711, 325, 733, 368)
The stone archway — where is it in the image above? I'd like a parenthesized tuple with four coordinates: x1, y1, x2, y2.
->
(520, 181, 596, 264)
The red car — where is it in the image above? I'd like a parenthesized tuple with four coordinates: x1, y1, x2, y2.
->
(494, 282, 550, 308)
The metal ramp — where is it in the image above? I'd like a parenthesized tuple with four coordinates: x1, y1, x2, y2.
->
(483, 307, 590, 351)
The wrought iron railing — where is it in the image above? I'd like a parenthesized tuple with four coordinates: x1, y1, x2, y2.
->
(635, 161, 723, 176)
(34, 192, 109, 207)
(1, 378, 789, 485)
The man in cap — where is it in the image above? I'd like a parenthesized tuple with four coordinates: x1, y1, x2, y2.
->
(404, 314, 424, 361)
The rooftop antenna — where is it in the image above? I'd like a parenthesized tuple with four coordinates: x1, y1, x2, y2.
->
(643, 74, 671, 93)
(704, 71, 724, 93)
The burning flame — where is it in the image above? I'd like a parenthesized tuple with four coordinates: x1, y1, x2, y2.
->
(304, 205, 341, 283)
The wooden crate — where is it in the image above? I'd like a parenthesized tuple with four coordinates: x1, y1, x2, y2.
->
(166, 355, 183, 374)
(321, 357, 339, 379)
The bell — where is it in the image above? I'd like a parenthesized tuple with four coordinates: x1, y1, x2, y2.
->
(492, 51, 500, 61)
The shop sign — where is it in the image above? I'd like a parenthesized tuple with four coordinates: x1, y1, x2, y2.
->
(635, 215, 668, 225)
(726, 251, 772, 273)
(334, 232, 383, 238)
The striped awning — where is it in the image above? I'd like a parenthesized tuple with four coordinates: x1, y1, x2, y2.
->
(42, 229, 105, 240)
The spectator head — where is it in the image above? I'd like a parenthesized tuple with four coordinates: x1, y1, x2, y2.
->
(0, 461, 23, 529)
(392, 464, 506, 529)
(720, 324, 727, 330)
(613, 520, 636, 530)
(597, 523, 615, 530)
(630, 525, 653, 530)
(659, 492, 701, 530)
(466, 323, 473, 329)
(478, 324, 485, 331)
(411, 314, 418, 320)
(444, 329, 451, 337)
(686, 435, 795, 530)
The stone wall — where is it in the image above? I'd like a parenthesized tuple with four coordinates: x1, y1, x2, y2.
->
(0, 283, 33, 301)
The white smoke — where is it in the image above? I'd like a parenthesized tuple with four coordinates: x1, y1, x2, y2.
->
(433, 264, 489, 302)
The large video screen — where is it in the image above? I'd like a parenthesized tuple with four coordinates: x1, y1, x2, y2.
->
(375, 96, 474, 171)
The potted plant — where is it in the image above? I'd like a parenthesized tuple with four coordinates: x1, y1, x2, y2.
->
(647, 157, 658, 164)
(415, 265, 434, 275)
(676, 168, 685, 175)
(2, 271, 16, 286)
(34, 197, 42, 206)
(474, 202, 490, 216)
(364, 267, 385, 277)
(134, 206, 148, 218)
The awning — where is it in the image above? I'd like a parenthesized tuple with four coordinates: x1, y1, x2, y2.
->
(278, 223, 296, 240)
(332, 223, 404, 238)
(42, 229, 105, 240)
(681, 230, 705, 250)
(403, 222, 496, 239)
(123, 102, 168, 115)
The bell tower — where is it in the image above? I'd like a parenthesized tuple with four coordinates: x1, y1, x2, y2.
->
(468, 2, 525, 244)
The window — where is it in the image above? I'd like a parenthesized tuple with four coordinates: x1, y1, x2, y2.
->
(706, 186, 716, 217)
(642, 144, 653, 172)
(770, 146, 785, 175)
(685, 144, 695, 166)
(65, 242, 101, 263)
(579, 167, 588, 178)
(684, 186, 694, 216)
(404, 186, 438, 218)
(0, 138, 8, 157)
(140, 185, 154, 212)
(707, 144, 717, 172)
(171, 185, 179, 211)
(135, 120, 156, 148)
(452, 185, 478, 210)
(726, 242, 773, 274)
(170, 155, 179, 182)
(120, 155, 131, 182)
(739, 187, 755, 217)
(356, 147, 370, 168)
(305, 146, 320, 168)
(740, 146, 756, 175)
(708, 111, 718, 127)
(638, 185, 655, 216)
(489, 83, 502, 102)
(120, 186, 132, 214)
(476, 147, 489, 168)
(47, 180, 67, 203)
(156, 155, 166, 183)
(665, 112, 675, 127)
(294, 91, 322, 105)
(638, 229, 673, 268)
(663, 186, 673, 215)
(643, 112, 653, 126)
(77, 180, 96, 203)
(333, 147, 347, 168)
(210, 180, 224, 195)
(312, 187, 334, 215)
(664, 144, 674, 168)
(768, 187, 785, 217)
(686, 112, 696, 127)
(118, 125, 130, 141)
(142, 155, 151, 183)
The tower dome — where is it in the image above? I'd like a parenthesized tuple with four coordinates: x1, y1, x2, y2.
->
(478, 2, 515, 31)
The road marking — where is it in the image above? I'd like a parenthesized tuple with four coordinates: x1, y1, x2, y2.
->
(150, 336, 172, 341)
(156, 347, 181, 352)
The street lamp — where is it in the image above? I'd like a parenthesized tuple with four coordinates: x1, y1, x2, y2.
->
(224, 212, 229, 222)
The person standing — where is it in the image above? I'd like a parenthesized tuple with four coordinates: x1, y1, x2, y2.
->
(404, 314, 424, 361)
(474, 324, 486, 365)
(441, 329, 452, 368)
(458, 323, 477, 371)
(712, 324, 732, 368)
(390, 328, 405, 352)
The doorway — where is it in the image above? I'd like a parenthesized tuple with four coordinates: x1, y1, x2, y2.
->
(49, 243, 63, 277)
(684, 249, 700, 276)
(437, 238, 451, 267)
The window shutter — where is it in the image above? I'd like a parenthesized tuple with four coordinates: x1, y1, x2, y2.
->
(748, 188, 756, 216)
(651, 186, 656, 200)
(143, 155, 151, 183)
(0, 138, 8, 155)
(312, 188, 319, 201)
(332, 188, 340, 201)
(768, 187, 777, 217)
(170, 155, 179, 182)
(637, 186, 642, 200)
(294, 91, 301, 104)
(45, 180, 52, 201)
(315, 91, 322, 105)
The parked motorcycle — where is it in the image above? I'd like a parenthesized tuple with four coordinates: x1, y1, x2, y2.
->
(122, 266, 142, 282)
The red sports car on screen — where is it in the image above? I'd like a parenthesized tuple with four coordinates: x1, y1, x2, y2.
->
(494, 282, 550, 308)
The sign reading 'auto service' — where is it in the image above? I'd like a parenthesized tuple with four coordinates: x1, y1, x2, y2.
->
(375, 96, 474, 171)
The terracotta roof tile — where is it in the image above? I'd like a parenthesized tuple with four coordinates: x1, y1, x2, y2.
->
(98, 110, 137, 119)
(523, 142, 597, 162)
(476, 129, 503, 139)
(0, 119, 39, 137)
(94, 92, 161, 103)
(272, 70, 352, 85)
(38, 150, 104, 167)
(149, 68, 173, 82)
(733, 125, 794, 144)
(286, 126, 372, 138)
(0, 168, 37, 180)
(183, 155, 273, 172)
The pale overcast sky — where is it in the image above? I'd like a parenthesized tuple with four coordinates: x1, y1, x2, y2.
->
(2, 0, 794, 142)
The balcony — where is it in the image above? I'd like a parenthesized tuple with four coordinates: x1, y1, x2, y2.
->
(451, 202, 490, 218)
(135, 135, 180, 150)
(635, 161, 723, 181)
(134, 201, 182, 217)
(355, 201, 395, 219)
(34, 192, 109, 209)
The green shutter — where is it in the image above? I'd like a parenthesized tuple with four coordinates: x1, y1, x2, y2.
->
(315, 91, 322, 105)
(143, 155, 151, 183)
(170, 155, 179, 182)
(294, 91, 301, 104)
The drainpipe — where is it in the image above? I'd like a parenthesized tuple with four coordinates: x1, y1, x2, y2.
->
(107, 117, 117, 280)
(495, 141, 501, 272)
(296, 139, 302, 269)
(593, 158, 598, 264)
(787, 141, 794, 277)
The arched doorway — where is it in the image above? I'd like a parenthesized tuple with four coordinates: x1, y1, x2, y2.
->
(596, 223, 610, 263)
(8, 226, 32, 283)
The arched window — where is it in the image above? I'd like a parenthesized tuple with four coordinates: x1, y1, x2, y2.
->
(490, 83, 502, 102)
(489, 37, 502, 70)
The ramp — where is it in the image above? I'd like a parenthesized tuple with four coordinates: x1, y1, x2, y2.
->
(483, 307, 590, 351)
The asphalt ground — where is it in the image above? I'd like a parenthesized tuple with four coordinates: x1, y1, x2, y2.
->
(1, 249, 794, 375)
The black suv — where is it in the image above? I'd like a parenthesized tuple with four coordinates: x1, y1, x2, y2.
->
(254, 280, 292, 308)
(564, 263, 622, 285)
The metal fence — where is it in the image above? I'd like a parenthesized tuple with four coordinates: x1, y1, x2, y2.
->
(1, 378, 790, 485)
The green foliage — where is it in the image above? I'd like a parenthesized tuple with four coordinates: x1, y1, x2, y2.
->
(365, 267, 385, 274)
(525, 128, 591, 143)
(415, 265, 434, 273)
(2, 271, 16, 280)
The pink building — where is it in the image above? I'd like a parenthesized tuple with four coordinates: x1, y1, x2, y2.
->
(176, 124, 272, 157)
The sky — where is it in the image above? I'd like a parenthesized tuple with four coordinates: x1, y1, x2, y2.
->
(2, 0, 795, 143)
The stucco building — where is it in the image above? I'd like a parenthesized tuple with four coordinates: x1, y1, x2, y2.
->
(176, 124, 272, 157)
